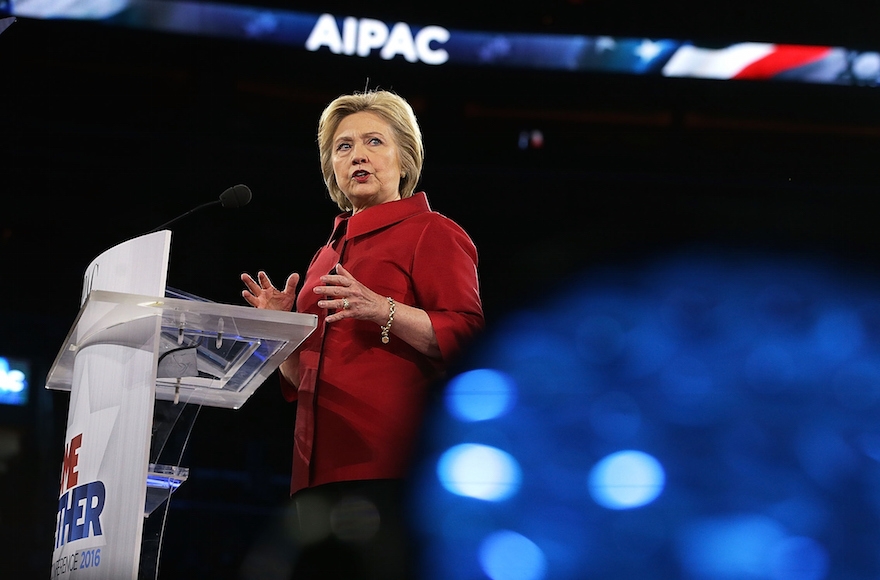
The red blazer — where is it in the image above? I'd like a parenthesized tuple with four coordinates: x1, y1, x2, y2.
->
(282, 193, 484, 494)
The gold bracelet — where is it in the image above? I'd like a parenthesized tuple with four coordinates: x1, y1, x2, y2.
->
(380, 297, 395, 344)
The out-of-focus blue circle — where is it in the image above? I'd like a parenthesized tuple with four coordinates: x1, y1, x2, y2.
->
(445, 368, 517, 422)
(437, 443, 522, 501)
(410, 250, 880, 579)
(769, 536, 829, 580)
(588, 450, 665, 509)
(478, 530, 547, 580)
(677, 514, 787, 578)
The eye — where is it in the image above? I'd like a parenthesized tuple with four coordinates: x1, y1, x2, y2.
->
(336, 142, 351, 151)
(368, 137, 382, 145)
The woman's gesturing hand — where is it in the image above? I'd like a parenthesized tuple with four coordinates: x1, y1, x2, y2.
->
(314, 263, 390, 325)
(241, 270, 299, 311)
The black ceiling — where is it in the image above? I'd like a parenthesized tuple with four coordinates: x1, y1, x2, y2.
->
(1, 5, 879, 337)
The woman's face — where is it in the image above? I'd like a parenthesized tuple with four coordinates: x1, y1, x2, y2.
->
(331, 111, 402, 214)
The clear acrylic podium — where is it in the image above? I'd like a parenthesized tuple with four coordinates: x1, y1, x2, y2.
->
(46, 231, 316, 579)
(46, 287, 317, 409)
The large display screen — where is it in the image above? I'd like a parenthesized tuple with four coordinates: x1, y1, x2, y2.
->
(0, 355, 29, 407)
(5, 0, 880, 87)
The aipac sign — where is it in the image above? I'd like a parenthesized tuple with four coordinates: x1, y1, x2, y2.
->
(305, 13, 450, 65)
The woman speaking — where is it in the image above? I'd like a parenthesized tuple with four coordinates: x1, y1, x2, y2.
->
(241, 89, 484, 579)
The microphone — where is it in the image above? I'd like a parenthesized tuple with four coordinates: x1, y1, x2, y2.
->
(147, 184, 252, 234)
(219, 184, 252, 208)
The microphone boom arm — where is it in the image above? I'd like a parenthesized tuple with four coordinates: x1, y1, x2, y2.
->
(147, 200, 221, 234)
(144, 184, 251, 234)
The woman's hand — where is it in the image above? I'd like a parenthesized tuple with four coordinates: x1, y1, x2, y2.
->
(241, 271, 299, 311)
(315, 264, 441, 358)
(315, 264, 388, 325)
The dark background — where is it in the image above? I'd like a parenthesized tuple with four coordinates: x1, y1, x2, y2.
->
(3, 1, 880, 577)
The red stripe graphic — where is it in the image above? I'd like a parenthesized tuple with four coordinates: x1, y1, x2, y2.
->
(733, 45, 832, 79)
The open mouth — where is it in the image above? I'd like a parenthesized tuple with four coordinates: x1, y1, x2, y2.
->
(352, 170, 371, 182)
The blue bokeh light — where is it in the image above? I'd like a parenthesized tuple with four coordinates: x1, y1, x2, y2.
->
(677, 514, 787, 577)
(411, 250, 880, 579)
(437, 443, 522, 501)
(588, 450, 665, 509)
(479, 530, 547, 580)
(445, 368, 517, 422)
(769, 536, 830, 580)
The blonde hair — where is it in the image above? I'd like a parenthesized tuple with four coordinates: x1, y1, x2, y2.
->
(317, 90, 424, 211)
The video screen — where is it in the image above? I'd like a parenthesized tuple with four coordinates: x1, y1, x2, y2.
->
(0, 355, 29, 407)
(5, 0, 880, 86)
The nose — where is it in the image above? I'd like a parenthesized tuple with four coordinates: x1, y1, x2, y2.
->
(351, 143, 367, 164)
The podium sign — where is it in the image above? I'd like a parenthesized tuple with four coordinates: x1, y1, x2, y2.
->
(47, 232, 316, 579)
(51, 232, 169, 579)
(53, 321, 160, 578)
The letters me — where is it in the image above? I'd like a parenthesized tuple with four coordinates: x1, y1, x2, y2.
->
(305, 13, 450, 65)
(60, 433, 82, 494)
